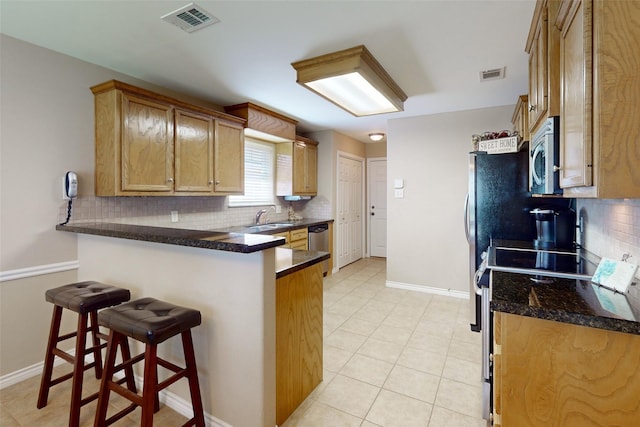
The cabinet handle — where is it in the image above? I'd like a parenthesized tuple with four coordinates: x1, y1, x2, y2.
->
(167, 178, 174, 183)
(529, 104, 536, 112)
(208, 180, 214, 185)
(553, 165, 561, 172)
(215, 180, 220, 185)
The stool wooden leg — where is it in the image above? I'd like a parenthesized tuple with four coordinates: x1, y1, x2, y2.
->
(141, 344, 158, 427)
(94, 330, 118, 427)
(89, 311, 103, 379)
(182, 330, 205, 427)
(69, 312, 89, 427)
(37, 305, 63, 409)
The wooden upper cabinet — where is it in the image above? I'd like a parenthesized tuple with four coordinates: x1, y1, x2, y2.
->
(120, 94, 174, 193)
(511, 95, 530, 142)
(292, 137, 318, 195)
(174, 108, 214, 193)
(91, 80, 245, 196)
(526, 0, 561, 135)
(556, 0, 640, 198)
(214, 120, 244, 193)
(278, 136, 318, 197)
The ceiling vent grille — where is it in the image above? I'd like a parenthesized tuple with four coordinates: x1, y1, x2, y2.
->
(479, 67, 505, 82)
(161, 3, 220, 33)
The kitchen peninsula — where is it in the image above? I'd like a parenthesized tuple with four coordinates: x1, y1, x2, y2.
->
(56, 221, 330, 427)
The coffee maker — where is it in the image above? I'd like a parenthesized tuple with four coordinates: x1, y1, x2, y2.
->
(530, 207, 576, 250)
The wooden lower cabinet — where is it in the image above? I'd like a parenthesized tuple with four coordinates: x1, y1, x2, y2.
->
(289, 228, 308, 250)
(276, 262, 323, 425)
(493, 312, 640, 426)
(273, 228, 308, 250)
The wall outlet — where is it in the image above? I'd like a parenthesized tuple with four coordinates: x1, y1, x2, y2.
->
(171, 211, 179, 222)
(275, 205, 282, 214)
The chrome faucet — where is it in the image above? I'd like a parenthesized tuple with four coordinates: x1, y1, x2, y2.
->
(255, 209, 268, 225)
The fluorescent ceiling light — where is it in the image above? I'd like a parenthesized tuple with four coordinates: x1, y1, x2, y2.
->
(292, 45, 407, 117)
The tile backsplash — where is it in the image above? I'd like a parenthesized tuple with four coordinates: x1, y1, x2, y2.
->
(578, 198, 640, 277)
(59, 195, 332, 230)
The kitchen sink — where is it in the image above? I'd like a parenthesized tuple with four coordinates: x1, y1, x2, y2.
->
(246, 223, 294, 232)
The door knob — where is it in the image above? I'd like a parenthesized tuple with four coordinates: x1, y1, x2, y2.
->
(371, 212, 375, 216)
(371, 205, 375, 209)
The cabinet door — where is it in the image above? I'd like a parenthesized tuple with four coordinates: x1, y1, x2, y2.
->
(306, 143, 318, 194)
(528, 11, 548, 132)
(559, 0, 592, 188)
(292, 142, 318, 195)
(498, 312, 640, 425)
(121, 94, 174, 192)
(214, 121, 244, 193)
(174, 109, 214, 193)
(292, 142, 307, 194)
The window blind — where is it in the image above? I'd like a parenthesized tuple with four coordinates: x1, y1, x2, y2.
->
(228, 139, 275, 207)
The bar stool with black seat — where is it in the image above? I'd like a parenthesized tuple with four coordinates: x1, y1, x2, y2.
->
(37, 281, 131, 427)
(94, 297, 205, 427)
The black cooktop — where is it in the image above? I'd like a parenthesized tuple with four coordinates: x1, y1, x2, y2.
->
(487, 246, 595, 280)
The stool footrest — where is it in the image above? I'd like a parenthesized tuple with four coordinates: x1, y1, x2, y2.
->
(105, 403, 138, 426)
(51, 347, 75, 364)
(57, 330, 78, 342)
(49, 371, 74, 387)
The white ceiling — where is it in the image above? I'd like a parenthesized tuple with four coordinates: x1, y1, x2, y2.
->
(0, 0, 535, 143)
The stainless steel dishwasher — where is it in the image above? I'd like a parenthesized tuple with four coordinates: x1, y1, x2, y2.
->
(308, 223, 329, 275)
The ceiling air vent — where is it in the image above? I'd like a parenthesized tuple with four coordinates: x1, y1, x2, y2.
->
(479, 67, 505, 82)
(161, 2, 220, 33)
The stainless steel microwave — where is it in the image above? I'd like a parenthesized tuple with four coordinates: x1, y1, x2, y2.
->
(530, 116, 562, 195)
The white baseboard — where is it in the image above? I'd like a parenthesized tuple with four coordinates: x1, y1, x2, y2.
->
(386, 280, 470, 299)
(0, 354, 230, 427)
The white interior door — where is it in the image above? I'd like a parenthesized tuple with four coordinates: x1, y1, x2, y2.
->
(337, 154, 364, 268)
(368, 158, 387, 257)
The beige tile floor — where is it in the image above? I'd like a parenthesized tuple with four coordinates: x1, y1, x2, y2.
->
(0, 258, 484, 426)
(0, 365, 189, 426)
(282, 257, 485, 427)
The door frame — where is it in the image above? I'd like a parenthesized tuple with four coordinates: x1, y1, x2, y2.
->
(367, 157, 387, 258)
(336, 151, 366, 269)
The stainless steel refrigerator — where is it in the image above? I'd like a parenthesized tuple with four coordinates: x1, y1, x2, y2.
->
(465, 148, 535, 332)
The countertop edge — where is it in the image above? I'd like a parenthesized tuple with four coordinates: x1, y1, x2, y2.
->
(56, 223, 286, 253)
(276, 249, 330, 279)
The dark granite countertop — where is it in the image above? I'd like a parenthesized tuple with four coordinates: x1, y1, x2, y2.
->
(275, 248, 330, 279)
(491, 270, 640, 335)
(56, 222, 286, 253)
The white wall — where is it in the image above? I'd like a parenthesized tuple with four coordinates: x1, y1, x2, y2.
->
(0, 35, 126, 376)
(387, 106, 514, 295)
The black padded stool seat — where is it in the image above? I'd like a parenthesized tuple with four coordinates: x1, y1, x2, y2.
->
(46, 281, 131, 313)
(98, 297, 201, 344)
(95, 297, 205, 427)
(37, 281, 130, 427)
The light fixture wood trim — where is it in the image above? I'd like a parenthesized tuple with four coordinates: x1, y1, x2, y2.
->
(291, 45, 407, 115)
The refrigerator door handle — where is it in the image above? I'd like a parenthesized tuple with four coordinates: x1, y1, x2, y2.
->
(464, 193, 470, 243)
